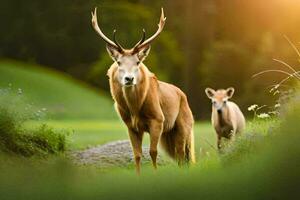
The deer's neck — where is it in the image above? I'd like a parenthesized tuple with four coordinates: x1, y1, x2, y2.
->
(122, 86, 143, 115)
(217, 111, 226, 127)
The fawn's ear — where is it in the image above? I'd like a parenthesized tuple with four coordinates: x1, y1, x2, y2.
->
(106, 44, 122, 62)
(205, 88, 216, 99)
(136, 45, 151, 62)
(226, 87, 235, 99)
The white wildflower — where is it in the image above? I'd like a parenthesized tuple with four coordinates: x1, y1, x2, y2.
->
(17, 88, 22, 95)
(248, 104, 258, 111)
(274, 103, 281, 108)
(257, 113, 270, 119)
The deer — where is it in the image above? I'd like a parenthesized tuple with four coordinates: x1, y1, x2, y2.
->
(205, 87, 245, 150)
(91, 7, 195, 174)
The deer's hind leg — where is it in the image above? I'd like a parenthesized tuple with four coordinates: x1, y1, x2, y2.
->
(174, 132, 186, 165)
(173, 122, 191, 165)
(174, 111, 194, 165)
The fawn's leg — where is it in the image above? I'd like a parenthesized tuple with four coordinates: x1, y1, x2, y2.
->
(217, 135, 222, 151)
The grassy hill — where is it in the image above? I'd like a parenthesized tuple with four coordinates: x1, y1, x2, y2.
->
(0, 60, 117, 120)
(0, 60, 217, 153)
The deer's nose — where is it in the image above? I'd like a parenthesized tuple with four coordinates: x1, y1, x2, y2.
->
(124, 76, 134, 83)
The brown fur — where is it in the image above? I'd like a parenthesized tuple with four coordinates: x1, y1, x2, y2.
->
(205, 88, 245, 150)
(108, 63, 195, 173)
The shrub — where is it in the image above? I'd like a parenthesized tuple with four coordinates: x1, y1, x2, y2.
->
(0, 87, 68, 157)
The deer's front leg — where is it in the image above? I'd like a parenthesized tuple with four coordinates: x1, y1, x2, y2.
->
(149, 119, 164, 169)
(128, 128, 144, 175)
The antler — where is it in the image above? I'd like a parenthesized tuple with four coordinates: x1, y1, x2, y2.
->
(133, 29, 146, 49)
(112, 29, 124, 50)
(91, 7, 124, 51)
(133, 8, 166, 51)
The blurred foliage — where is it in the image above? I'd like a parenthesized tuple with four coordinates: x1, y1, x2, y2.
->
(0, 88, 68, 157)
(1, 0, 300, 118)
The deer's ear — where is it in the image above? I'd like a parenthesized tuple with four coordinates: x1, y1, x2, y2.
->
(137, 45, 151, 62)
(106, 44, 122, 61)
(226, 87, 235, 99)
(205, 88, 215, 99)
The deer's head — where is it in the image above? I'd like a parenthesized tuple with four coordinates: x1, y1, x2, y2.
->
(205, 87, 235, 114)
(91, 7, 166, 87)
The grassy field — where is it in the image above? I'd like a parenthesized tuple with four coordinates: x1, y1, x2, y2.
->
(0, 60, 117, 120)
(0, 61, 299, 199)
(31, 120, 216, 154)
(1, 113, 299, 200)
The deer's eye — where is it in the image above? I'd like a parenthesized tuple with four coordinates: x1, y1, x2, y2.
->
(136, 61, 140, 65)
(117, 61, 121, 65)
(223, 100, 227, 104)
(212, 100, 216, 105)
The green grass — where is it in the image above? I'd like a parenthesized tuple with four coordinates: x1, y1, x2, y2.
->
(29, 120, 128, 149)
(0, 89, 68, 157)
(0, 112, 299, 200)
(0, 60, 117, 120)
(0, 61, 299, 199)
(29, 120, 217, 158)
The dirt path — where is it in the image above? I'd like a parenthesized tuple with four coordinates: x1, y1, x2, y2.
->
(70, 140, 170, 168)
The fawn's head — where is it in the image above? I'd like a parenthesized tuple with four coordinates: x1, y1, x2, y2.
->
(91, 7, 166, 87)
(205, 87, 235, 114)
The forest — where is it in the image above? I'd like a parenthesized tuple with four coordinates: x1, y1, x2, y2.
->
(2, 0, 300, 118)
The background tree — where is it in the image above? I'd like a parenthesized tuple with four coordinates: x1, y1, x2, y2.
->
(1, 0, 300, 118)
